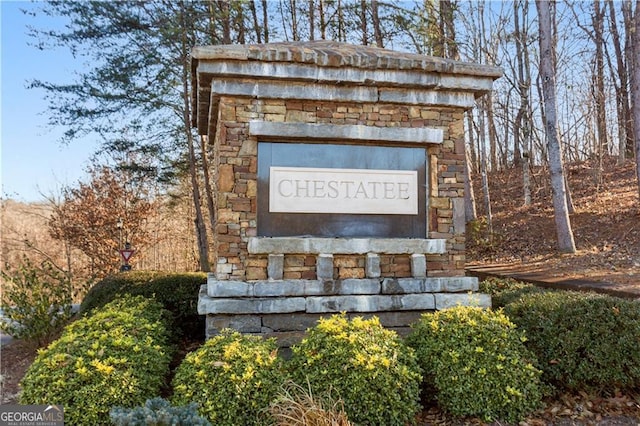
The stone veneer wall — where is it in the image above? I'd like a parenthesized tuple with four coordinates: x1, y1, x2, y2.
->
(212, 98, 467, 282)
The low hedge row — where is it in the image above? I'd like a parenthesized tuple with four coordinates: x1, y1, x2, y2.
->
(482, 277, 640, 394)
(79, 271, 207, 339)
(21, 272, 640, 424)
(20, 295, 173, 425)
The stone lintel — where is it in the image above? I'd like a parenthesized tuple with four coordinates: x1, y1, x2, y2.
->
(207, 277, 478, 298)
(197, 60, 498, 92)
(212, 80, 376, 103)
(198, 296, 307, 315)
(381, 277, 479, 294)
(248, 237, 446, 255)
(435, 293, 491, 310)
(248, 121, 443, 144)
(306, 294, 435, 313)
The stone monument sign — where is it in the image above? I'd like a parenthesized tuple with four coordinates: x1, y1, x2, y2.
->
(191, 41, 502, 342)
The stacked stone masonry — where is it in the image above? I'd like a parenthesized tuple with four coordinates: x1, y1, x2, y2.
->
(213, 99, 467, 281)
(192, 41, 501, 341)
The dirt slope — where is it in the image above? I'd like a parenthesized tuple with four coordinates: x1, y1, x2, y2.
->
(467, 157, 640, 291)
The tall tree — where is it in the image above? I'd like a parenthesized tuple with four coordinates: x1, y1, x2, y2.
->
(631, 0, 640, 198)
(536, 0, 576, 253)
(30, 1, 219, 270)
(606, 0, 631, 164)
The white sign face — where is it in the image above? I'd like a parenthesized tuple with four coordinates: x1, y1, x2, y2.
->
(269, 166, 418, 215)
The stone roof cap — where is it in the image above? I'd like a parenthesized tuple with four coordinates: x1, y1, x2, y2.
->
(192, 40, 502, 78)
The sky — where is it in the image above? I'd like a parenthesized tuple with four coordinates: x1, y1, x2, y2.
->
(1, 1, 99, 202)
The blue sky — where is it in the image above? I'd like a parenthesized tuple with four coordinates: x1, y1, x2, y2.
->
(1, 1, 99, 202)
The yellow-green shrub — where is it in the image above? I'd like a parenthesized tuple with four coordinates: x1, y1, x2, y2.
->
(171, 330, 286, 425)
(287, 314, 422, 426)
(20, 295, 172, 425)
(407, 307, 542, 423)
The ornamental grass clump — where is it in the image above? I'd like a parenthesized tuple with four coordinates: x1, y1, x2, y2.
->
(171, 330, 287, 426)
(504, 291, 640, 394)
(407, 306, 542, 423)
(20, 295, 173, 426)
(287, 314, 422, 426)
(268, 380, 352, 426)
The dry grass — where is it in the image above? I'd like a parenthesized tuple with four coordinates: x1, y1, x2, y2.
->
(268, 381, 352, 426)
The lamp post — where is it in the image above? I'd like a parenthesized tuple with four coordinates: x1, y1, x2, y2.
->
(116, 217, 124, 270)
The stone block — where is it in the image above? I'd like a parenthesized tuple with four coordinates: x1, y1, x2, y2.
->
(268, 254, 284, 280)
(260, 297, 307, 314)
(306, 294, 435, 313)
(442, 277, 479, 292)
(338, 268, 365, 279)
(366, 253, 381, 278)
(381, 278, 423, 294)
(411, 254, 427, 278)
(255, 280, 314, 297)
(219, 164, 235, 192)
(337, 279, 381, 295)
(262, 313, 322, 331)
(206, 315, 262, 333)
(246, 267, 267, 281)
(316, 254, 334, 280)
(434, 293, 491, 310)
(208, 280, 254, 298)
(452, 198, 466, 236)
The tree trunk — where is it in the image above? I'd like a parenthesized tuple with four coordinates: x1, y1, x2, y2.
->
(360, 0, 368, 45)
(631, 0, 640, 199)
(217, 0, 231, 44)
(478, 100, 493, 237)
(308, 0, 315, 40)
(607, 0, 629, 164)
(262, 0, 270, 42)
(623, 1, 636, 158)
(593, 0, 606, 185)
(201, 135, 217, 240)
(371, 0, 383, 47)
(467, 110, 478, 174)
(464, 128, 478, 223)
(249, 0, 262, 43)
(181, 2, 210, 270)
(536, 0, 576, 253)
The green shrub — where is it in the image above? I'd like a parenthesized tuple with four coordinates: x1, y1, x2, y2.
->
(504, 291, 640, 393)
(479, 277, 548, 308)
(110, 397, 211, 426)
(0, 257, 74, 347)
(172, 330, 287, 425)
(288, 314, 422, 426)
(79, 271, 207, 339)
(20, 295, 173, 425)
(406, 306, 542, 423)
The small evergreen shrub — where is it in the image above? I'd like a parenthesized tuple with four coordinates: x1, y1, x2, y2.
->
(20, 295, 173, 425)
(110, 397, 211, 426)
(0, 257, 74, 347)
(79, 271, 207, 338)
(288, 314, 422, 426)
(479, 277, 547, 308)
(171, 330, 287, 425)
(407, 306, 542, 423)
(504, 291, 640, 393)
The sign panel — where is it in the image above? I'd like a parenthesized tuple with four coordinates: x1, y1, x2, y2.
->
(269, 166, 418, 215)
